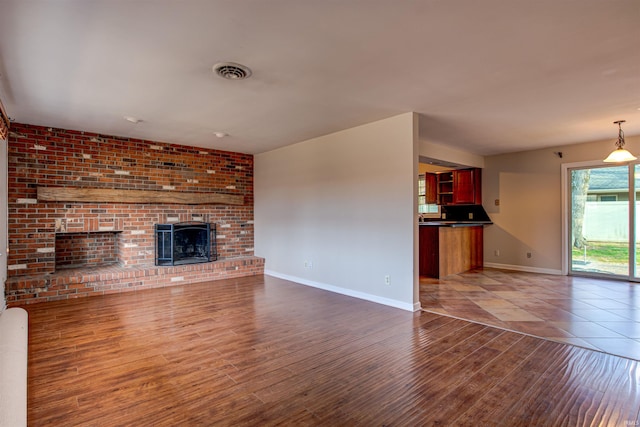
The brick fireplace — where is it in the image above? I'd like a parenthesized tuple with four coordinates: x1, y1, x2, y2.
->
(5, 123, 264, 305)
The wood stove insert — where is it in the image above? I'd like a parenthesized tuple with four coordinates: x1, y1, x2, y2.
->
(155, 222, 217, 266)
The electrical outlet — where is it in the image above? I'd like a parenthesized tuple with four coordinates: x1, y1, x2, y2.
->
(494, 249, 500, 256)
(384, 275, 390, 285)
(308, 261, 313, 269)
(527, 252, 532, 258)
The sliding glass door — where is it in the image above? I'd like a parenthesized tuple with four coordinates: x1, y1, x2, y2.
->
(629, 164, 640, 280)
(569, 163, 637, 279)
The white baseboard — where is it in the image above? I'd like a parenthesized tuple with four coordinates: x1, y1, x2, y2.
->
(483, 262, 563, 276)
(264, 270, 419, 312)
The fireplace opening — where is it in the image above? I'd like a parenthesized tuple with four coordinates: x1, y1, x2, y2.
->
(155, 222, 216, 266)
(55, 231, 121, 270)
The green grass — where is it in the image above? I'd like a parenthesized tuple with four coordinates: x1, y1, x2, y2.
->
(572, 241, 629, 264)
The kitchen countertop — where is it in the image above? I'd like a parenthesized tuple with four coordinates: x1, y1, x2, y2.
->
(419, 220, 492, 227)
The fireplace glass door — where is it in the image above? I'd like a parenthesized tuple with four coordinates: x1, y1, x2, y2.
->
(155, 222, 215, 266)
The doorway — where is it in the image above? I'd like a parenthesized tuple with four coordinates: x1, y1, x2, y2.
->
(567, 162, 638, 279)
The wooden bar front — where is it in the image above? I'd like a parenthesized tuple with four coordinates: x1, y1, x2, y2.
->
(419, 225, 483, 278)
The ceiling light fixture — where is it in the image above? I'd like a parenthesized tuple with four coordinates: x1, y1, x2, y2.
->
(603, 120, 636, 163)
(214, 132, 227, 138)
(212, 62, 252, 80)
(124, 116, 141, 124)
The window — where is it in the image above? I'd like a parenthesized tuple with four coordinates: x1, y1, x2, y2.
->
(419, 202, 439, 214)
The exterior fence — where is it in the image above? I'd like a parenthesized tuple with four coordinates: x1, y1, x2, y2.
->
(583, 201, 635, 242)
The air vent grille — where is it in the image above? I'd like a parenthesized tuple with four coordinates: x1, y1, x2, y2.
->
(213, 62, 252, 80)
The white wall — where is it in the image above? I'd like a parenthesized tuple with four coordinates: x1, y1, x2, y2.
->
(255, 113, 419, 311)
(419, 139, 485, 169)
(483, 134, 640, 274)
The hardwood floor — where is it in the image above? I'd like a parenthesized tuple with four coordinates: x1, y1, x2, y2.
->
(420, 268, 640, 360)
(26, 275, 640, 425)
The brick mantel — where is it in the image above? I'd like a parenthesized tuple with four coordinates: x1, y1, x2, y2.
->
(6, 123, 263, 305)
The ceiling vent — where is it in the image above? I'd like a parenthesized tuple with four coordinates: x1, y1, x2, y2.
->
(213, 62, 252, 80)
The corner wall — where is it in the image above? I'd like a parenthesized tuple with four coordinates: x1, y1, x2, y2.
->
(255, 113, 419, 311)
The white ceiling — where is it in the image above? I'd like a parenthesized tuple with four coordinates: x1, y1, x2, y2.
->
(0, 0, 638, 155)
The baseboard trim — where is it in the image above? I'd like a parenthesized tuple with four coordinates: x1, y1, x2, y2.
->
(484, 262, 563, 276)
(264, 270, 418, 312)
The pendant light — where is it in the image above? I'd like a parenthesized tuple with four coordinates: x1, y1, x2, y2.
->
(603, 120, 636, 163)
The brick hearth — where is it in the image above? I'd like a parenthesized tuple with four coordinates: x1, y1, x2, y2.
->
(6, 257, 264, 305)
(6, 123, 264, 305)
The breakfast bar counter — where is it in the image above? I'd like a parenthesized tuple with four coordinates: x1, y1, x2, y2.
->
(419, 222, 486, 278)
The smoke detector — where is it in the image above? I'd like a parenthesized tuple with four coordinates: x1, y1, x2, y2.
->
(212, 62, 252, 80)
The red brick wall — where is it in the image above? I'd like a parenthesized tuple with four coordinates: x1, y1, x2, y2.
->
(55, 232, 119, 269)
(7, 123, 255, 277)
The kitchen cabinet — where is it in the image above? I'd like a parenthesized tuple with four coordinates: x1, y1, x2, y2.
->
(436, 171, 454, 205)
(453, 168, 481, 204)
(425, 173, 437, 204)
(419, 224, 484, 278)
(418, 173, 438, 211)
(437, 168, 481, 205)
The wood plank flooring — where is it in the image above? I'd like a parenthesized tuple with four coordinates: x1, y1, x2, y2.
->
(25, 275, 640, 425)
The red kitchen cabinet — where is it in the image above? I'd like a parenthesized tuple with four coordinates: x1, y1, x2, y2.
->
(437, 168, 482, 205)
(436, 171, 454, 205)
(453, 168, 481, 205)
(425, 173, 437, 204)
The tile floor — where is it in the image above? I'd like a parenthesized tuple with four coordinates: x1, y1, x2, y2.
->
(419, 268, 640, 360)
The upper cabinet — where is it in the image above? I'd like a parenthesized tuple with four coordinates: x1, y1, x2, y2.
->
(418, 173, 438, 212)
(437, 168, 482, 205)
(436, 171, 454, 205)
(453, 168, 481, 204)
(425, 173, 437, 204)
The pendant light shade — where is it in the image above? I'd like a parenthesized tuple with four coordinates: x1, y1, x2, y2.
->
(603, 120, 636, 163)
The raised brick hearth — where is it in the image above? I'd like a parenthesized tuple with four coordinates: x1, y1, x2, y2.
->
(6, 123, 264, 305)
(6, 257, 264, 304)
